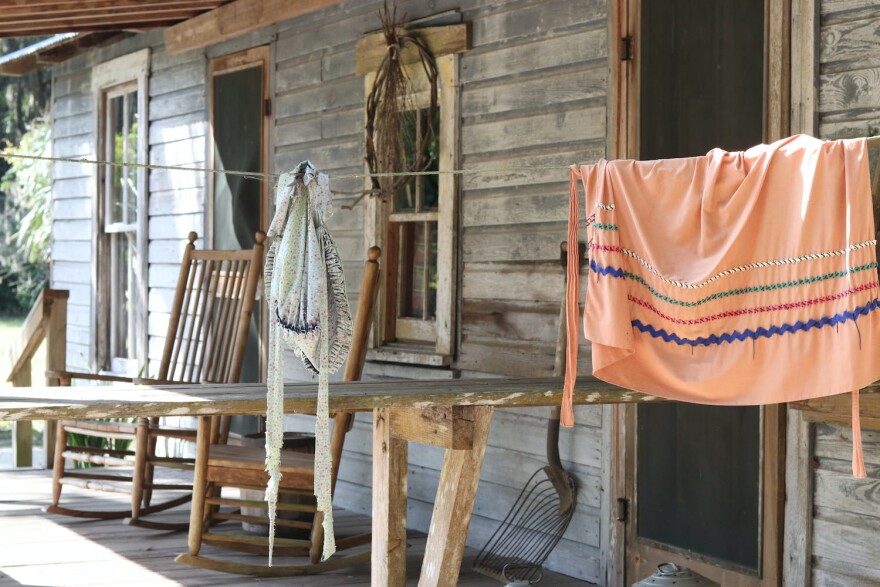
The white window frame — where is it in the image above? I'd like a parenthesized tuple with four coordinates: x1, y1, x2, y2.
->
(91, 49, 150, 376)
(363, 53, 459, 366)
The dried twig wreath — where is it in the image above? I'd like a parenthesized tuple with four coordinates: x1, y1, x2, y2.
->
(362, 2, 439, 206)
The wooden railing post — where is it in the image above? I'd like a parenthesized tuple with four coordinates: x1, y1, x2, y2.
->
(43, 291, 67, 468)
(6, 289, 69, 469)
(12, 358, 32, 468)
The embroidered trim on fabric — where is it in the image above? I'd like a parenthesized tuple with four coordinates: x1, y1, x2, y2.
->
(590, 240, 878, 289)
(596, 202, 615, 211)
(632, 298, 880, 346)
(627, 281, 880, 325)
(590, 259, 880, 307)
(592, 222, 618, 231)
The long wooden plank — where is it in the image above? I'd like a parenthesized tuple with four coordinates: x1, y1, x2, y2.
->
(0, 377, 667, 421)
(164, 0, 346, 55)
(4, 374, 876, 425)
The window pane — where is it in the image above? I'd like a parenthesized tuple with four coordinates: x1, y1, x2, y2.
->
(398, 221, 438, 320)
(107, 94, 125, 225)
(110, 232, 135, 360)
(124, 93, 139, 225)
(395, 107, 440, 213)
(106, 90, 139, 227)
(395, 111, 418, 212)
(420, 108, 440, 212)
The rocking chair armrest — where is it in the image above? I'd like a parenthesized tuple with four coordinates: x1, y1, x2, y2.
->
(46, 369, 135, 386)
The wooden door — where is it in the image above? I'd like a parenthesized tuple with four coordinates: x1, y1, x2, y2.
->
(614, 1, 788, 584)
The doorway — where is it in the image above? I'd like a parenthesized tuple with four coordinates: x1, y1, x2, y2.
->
(615, 1, 787, 584)
(208, 46, 270, 387)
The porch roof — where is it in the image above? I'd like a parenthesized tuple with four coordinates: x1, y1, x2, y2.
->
(0, 1, 230, 37)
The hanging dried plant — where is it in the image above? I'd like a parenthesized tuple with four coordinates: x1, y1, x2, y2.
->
(364, 1, 439, 202)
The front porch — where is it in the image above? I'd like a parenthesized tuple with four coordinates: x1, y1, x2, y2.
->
(0, 468, 589, 586)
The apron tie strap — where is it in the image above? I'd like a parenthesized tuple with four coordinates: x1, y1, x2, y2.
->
(563, 165, 581, 428)
(852, 389, 867, 478)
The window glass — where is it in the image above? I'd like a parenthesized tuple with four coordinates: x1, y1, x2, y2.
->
(102, 84, 141, 370)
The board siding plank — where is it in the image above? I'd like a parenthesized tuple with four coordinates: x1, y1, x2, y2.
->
(461, 29, 606, 84)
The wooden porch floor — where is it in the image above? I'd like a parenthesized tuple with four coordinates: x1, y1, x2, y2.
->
(0, 469, 590, 586)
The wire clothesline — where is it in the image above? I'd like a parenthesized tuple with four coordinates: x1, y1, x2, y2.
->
(0, 152, 573, 182)
(2, 134, 879, 183)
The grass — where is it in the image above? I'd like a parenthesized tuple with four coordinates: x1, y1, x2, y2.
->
(0, 314, 46, 443)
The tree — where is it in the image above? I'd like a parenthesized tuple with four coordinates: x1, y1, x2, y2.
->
(0, 37, 52, 313)
(0, 119, 51, 310)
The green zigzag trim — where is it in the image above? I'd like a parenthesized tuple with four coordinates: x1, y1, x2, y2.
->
(607, 261, 880, 307)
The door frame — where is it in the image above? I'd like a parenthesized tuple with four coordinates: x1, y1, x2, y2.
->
(207, 45, 271, 382)
(606, 1, 790, 584)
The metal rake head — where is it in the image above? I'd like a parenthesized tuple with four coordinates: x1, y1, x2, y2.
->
(473, 467, 577, 584)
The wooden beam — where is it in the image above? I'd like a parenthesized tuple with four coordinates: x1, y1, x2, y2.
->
(0, 11, 203, 34)
(419, 406, 493, 587)
(0, 1, 222, 19)
(390, 406, 474, 449)
(372, 407, 407, 587)
(764, 0, 791, 141)
(355, 24, 470, 76)
(164, 0, 346, 55)
(7, 0, 212, 6)
(0, 377, 670, 421)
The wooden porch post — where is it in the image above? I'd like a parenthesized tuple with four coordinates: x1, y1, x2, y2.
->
(372, 407, 408, 586)
(12, 361, 32, 468)
(43, 291, 68, 468)
(418, 406, 494, 587)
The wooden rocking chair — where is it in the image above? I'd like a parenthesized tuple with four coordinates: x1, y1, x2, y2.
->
(45, 231, 265, 531)
(175, 247, 381, 576)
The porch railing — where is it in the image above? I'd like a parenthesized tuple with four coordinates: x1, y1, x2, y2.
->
(5, 288, 68, 468)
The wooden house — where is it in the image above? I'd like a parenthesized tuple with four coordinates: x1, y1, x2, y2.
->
(1, 0, 878, 584)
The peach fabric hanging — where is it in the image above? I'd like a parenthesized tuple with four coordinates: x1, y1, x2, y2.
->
(564, 135, 880, 477)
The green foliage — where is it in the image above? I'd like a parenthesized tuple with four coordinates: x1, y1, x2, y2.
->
(0, 119, 50, 311)
(0, 37, 52, 313)
(66, 420, 135, 469)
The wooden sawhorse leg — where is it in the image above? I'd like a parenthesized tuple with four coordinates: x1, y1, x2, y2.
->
(372, 405, 494, 587)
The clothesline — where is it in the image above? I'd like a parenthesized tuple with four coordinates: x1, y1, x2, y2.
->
(2, 134, 879, 183)
(0, 151, 572, 182)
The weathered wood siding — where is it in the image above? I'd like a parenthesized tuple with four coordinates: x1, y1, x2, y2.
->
(144, 45, 208, 376)
(274, 0, 608, 582)
(50, 0, 609, 581)
(52, 32, 213, 376)
(51, 57, 94, 372)
(810, 424, 880, 585)
(803, 2, 880, 585)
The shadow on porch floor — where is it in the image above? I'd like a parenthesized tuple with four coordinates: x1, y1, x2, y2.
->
(0, 468, 591, 586)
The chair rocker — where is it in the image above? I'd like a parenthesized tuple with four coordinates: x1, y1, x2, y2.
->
(176, 247, 381, 576)
(45, 231, 265, 531)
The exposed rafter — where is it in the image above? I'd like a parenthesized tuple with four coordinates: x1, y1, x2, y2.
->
(0, 0, 228, 37)
(164, 0, 345, 54)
